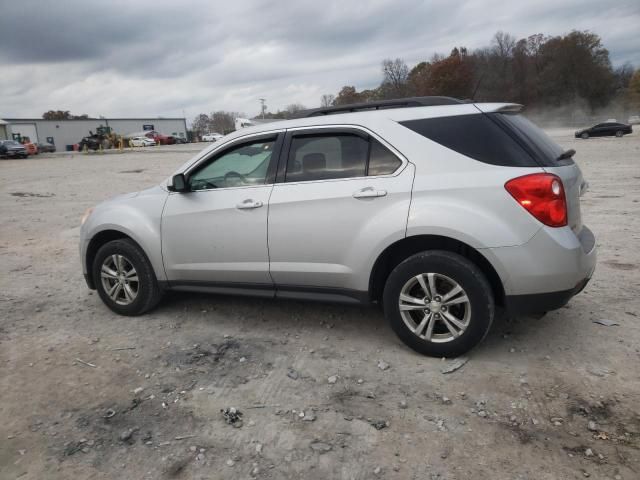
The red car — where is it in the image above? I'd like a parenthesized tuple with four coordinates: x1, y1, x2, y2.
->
(22, 141, 38, 155)
(143, 132, 175, 145)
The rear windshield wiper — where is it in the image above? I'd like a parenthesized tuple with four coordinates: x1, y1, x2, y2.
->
(557, 148, 576, 160)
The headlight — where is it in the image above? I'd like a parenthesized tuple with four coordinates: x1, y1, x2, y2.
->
(81, 207, 94, 225)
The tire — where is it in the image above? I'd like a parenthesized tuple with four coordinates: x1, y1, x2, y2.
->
(615, 130, 623, 137)
(383, 250, 494, 357)
(581, 132, 589, 139)
(92, 239, 162, 316)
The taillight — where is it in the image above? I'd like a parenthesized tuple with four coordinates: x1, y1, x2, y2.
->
(505, 173, 567, 227)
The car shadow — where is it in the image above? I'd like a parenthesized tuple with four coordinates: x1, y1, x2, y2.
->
(154, 291, 554, 358)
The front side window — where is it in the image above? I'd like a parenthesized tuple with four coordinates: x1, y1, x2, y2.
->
(285, 132, 401, 183)
(189, 138, 275, 190)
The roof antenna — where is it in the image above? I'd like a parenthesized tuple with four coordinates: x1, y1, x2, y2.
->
(471, 73, 484, 102)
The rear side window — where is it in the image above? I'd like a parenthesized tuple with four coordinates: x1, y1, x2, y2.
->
(494, 113, 568, 166)
(286, 134, 368, 182)
(285, 133, 401, 182)
(400, 114, 537, 167)
(369, 139, 402, 175)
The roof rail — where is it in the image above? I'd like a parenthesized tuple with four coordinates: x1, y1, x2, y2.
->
(296, 96, 466, 118)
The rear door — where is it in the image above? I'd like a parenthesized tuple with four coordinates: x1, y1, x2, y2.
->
(267, 127, 414, 294)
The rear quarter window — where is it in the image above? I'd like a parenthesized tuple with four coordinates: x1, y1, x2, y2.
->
(492, 113, 571, 166)
(400, 114, 538, 167)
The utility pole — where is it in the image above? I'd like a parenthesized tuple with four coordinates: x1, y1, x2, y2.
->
(259, 98, 266, 119)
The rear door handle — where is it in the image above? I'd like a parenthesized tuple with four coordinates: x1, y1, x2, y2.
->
(353, 187, 387, 199)
(236, 199, 263, 210)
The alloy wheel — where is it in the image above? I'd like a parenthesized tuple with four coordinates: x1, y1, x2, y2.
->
(398, 273, 471, 343)
(100, 254, 139, 306)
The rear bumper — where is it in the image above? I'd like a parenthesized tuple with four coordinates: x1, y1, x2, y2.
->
(486, 224, 596, 309)
(505, 275, 590, 314)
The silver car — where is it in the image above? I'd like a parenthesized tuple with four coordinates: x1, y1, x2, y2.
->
(79, 97, 596, 357)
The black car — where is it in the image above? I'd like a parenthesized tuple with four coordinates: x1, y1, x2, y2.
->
(36, 142, 57, 153)
(0, 140, 28, 158)
(575, 122, 632, 139)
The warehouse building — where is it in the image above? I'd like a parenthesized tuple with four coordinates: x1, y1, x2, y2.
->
(0, 119, 8, 139)
(1, 117, 187, 149)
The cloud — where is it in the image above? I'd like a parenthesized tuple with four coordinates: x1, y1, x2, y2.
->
(0, 0, 638, 120)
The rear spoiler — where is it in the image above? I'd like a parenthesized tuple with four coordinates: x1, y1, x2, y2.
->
(474, 103, 524, 114)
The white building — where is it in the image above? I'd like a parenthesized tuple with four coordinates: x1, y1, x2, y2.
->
(1, 117, 187, 149)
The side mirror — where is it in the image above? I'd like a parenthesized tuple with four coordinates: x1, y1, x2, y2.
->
(170, 173, 188, 192)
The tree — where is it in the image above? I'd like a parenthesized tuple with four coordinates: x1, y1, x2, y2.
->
(320, 94, 335, 107)
(210, 111, 237, 134)
(42, 110, 89, 120)
(191, 113, 210, 135)
(424, 50, 474, 99)
(538, 30, 614, 108)
(285, 103, 306, 116)
(408, 61, 432, 96)
(380, 58, 409, 98)
(333, 86, 363, 105)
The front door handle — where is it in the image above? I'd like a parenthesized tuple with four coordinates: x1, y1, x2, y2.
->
(353, 187, 387, 199)
(236, 199, 263, 210)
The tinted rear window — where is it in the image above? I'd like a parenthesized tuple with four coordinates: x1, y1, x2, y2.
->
(400, 114, 538, 167)
(494, 113, 569, 166)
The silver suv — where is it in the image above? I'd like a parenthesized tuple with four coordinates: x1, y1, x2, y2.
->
(79, 97, 596, 357)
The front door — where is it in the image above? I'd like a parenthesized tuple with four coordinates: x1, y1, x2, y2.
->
(162, 134, 282, 287)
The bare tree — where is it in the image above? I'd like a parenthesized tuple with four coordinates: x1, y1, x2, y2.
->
(492, 31, 516, 58)
(285, 103, 306, 116)
(381, 58, 409, 98)
(320, 94, 335, 107)
(210, 111, 237, 134)
(191, 113, 211, 136)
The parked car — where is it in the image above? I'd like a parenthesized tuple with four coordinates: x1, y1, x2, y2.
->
(37, 142, 56, 153)
(202, 133, 224, 142)
(79, 96, 596, 357)
(575, 122, 632, 139)
(174, 137, 188, 144)
(628, 115, 640, 125)
(155, 134, 175, 145)
(130, 136, 156, 147)
(0, 140, 28, 158)
(22, 141, 38, 155)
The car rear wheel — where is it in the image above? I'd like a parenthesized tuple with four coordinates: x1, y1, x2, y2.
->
(92, 239, 162, 316)
(383, 251, 494, 357)
(615, 130, 624, 137)
(581, 132, 589, 139)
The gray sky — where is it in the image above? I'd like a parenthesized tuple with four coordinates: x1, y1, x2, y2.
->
(1, 0, 638, 121)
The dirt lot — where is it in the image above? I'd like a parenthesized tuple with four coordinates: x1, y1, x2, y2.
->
(1, 132, 639, 480)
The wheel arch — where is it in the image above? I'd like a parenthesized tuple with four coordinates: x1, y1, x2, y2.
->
(85, 229, 147, 289)
(369, 234, 505, 306)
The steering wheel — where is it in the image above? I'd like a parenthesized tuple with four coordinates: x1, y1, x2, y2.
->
(191, 179, 216, 190)
(224, 171, 246, 187)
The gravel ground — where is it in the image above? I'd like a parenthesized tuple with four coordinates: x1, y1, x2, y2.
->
(1, 132, 639, 480)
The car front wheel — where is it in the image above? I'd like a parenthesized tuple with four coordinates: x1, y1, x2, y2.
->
(615, 130, 624, 137)
(581, 132, 589, 139)
(383, 251, 494, 357)
(92, 239, 162, 316)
